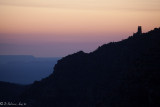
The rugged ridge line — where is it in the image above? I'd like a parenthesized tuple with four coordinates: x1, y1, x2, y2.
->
(21, 27, 160, 107)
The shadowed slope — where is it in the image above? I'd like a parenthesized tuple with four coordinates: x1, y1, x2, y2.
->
(21, 27, 160, 107)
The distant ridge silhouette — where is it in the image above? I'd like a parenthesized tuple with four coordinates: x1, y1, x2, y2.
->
(1, 27, 160, 107)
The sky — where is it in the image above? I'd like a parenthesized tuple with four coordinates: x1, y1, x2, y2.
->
(0, 0, 160, 57)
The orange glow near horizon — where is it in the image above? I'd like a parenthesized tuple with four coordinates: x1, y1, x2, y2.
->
(0, 0, 160, 57)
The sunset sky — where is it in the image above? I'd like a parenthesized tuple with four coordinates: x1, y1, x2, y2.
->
(0, 0, 160, 57)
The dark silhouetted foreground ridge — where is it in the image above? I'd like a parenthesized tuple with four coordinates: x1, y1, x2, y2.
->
(17, 27, 160, 107)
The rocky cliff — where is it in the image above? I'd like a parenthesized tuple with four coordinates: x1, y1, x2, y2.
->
(21, 27, 160, 107)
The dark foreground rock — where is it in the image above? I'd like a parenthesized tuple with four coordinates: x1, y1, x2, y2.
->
(6, 27, 160, 107)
